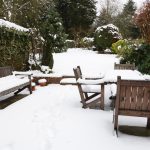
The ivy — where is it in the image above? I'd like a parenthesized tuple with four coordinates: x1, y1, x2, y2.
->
(0, 26, 30, 71)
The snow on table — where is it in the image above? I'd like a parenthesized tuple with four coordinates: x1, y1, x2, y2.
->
(104, 70, 145, 97)
(104, 70, 145, 83)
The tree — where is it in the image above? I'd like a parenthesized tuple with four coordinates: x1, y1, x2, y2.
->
(55, 0, 96, 39)
(39, 2, 67, 69)
(114, 0, 140, 39)
(0, 0, 44, 28)
(96, 0, 120, 27)
(134, 1, 150, 43)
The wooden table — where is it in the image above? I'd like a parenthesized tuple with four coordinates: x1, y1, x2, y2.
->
(103, 70, 145, 84)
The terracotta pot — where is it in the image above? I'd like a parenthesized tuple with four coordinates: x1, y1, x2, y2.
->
(39, 82, 47, 86)
(38, 79, 47, 86)
(32, 86, 36, 91)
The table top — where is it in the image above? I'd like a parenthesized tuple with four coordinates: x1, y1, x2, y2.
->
(103, 70, 145, 83)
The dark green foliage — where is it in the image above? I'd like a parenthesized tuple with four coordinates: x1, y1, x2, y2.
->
(0, 27, 30, 71)
(66, 40, 75, 48)
(42, 44, 54, 68)
(55, 0, 96, 39)
(39, 4, 67, 68)
(0, 0, 41, 28)
(132, 43, 150, 74)
(94, 24, 121, 52)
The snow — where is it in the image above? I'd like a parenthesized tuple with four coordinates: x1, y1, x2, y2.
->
(38, 79, 47, 83)
(104, 70, 145, 83)
(0, 19, 29, 32)
(60, 78, 76, 84)
(53, 48, 119, 76)
(0, 75, 29, 93)
(82, 37, 94, 42)
(77, 78, 104, 85)
(0, 48, 150, 150)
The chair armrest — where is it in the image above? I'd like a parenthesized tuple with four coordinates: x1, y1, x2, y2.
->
(77, 78, 104, 85)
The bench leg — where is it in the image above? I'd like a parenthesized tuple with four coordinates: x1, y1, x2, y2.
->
(147, 118, 150, 129)
(28, 85, 32, 94)
(14, 86, 27, 95)
(14, 85, 32, 95)
(114, 114, 119, 137)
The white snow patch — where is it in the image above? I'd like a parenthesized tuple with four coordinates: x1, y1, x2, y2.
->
(0, 19, 29, 32)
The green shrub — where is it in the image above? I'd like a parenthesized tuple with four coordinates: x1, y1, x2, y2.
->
(0, 26, 30, 71)
(115, 39, 150, 74)
(134, 43, 150, 74)
(66, 40, 75, 48)
(94, 24, 122, 52)
(111, 40, 127, 54)
(79, 37, 94, 48)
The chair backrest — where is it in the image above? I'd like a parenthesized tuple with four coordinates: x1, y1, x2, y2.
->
(115, 76, 150, 117)
(114, 63, 135, 70)
(73, 66, 82, 80)
(0, 66, 13, 78)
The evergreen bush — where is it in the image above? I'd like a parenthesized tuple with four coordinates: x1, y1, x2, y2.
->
(0, 26, 30, 71)
(113, 39, 150, 74)
(94, 24, 122, 52)
(66, 40, 75, 48)
(79, 37, 94, 49)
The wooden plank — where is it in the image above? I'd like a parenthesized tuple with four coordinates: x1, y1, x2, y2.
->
(141, 87, 149, 111)
(119, 86, 126, 109)
(121, 80, 150, 87)
(114, 63, 135, 70)
(124, 85, 132, 109)
(119, 110, 150, 117)
(130, 86, 138, 110)
(135, 87, 144, 111)
(147, 89, 150, 111)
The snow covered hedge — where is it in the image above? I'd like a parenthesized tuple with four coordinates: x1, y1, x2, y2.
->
(94, 24, 122, 52)
(0, 19, 30, 71)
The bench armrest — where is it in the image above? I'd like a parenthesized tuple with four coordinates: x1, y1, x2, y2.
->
(13, 71, 32, 81)
(13, 71, 33, 76)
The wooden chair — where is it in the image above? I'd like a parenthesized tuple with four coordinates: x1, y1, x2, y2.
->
(114, 63, 135, 70)
(114, 76, 150, 136)
(73, 66, 104, 109)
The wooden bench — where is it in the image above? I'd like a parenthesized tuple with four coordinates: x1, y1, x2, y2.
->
(0, 66, 32, 98)
(114, 76, 150, 136)
(114, 63, 135, 70)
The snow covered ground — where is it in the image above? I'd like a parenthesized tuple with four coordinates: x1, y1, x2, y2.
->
(0, 48, 150, 150)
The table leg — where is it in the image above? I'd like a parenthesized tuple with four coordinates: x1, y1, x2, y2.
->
(146, 118, 150, 129)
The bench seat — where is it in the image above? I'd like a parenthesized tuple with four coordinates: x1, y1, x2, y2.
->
(0, 75, 30, 96)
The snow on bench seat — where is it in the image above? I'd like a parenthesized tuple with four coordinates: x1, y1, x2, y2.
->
(0, 75, 30, 96)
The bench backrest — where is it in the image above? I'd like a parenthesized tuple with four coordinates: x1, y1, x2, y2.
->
(0, 66, 13, 77)
(115, 76, 150, 117)
(114, 63, 135, 70)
